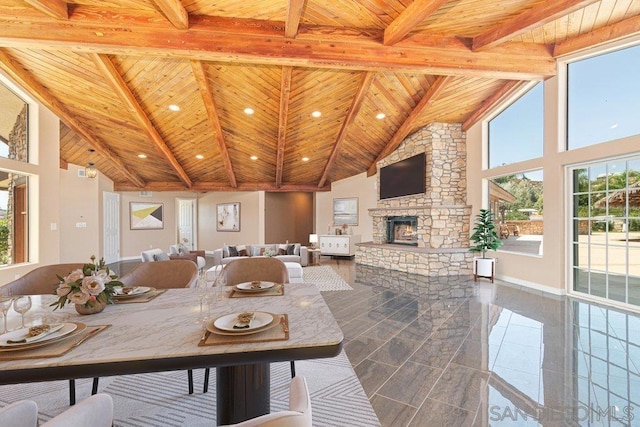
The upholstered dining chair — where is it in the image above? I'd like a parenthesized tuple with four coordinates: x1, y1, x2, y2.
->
(89, 259, 200, 396)
(202, 257, 293, 393)
(0, 399, 38, 427)
(0, 263, 92, 406)
(41, 393, 113, 427)
(223, 376, 312, 427)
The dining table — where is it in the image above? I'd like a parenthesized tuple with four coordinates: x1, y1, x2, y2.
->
(0, 283, 344, 424)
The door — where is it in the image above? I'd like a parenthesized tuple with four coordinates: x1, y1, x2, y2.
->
(178, 198, 197, 249)
(103, 192, 120, 264)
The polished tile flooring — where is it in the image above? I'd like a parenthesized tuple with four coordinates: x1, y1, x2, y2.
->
(319, 258, 640, 427)
(110, 257, 640, 426)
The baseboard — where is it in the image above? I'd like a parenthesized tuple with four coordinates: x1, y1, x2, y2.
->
(497, 274, 566, 296)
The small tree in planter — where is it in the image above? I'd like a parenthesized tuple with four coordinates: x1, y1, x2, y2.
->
(469, 209, 503, 282)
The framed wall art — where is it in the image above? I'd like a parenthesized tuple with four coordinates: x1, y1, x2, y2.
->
(333, 197, 358, 226)
(217, 202, 241, 231)
(130, 202, 164, 230)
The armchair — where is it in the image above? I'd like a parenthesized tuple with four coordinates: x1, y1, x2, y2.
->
(168, 244, 206, 270)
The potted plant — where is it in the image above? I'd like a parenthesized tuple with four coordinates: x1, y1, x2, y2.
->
(469, 208, 503, 282)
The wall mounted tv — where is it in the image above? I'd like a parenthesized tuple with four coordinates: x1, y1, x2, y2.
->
(379, 153, 426, 200)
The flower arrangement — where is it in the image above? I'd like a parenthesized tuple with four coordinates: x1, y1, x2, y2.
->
(263, 248, 276, 257)
(51, 256, 124, 310)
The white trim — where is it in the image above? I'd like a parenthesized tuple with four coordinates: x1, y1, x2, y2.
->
(497, 275, 566, 296)
(567, 289, 640, 315)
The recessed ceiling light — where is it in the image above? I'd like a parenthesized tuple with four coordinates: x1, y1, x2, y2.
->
(302, 157, 309, 162)
(195, 154, 204, 160)
(376, 113, 386, 120)
(311, 111, 321, 118)
(138, 154, 147, 159)
(250, 155, 258, 161)
(244, 108, 255, 115)
(168, 104, 180, 112)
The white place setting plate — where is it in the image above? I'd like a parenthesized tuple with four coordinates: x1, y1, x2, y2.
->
(235, 281, 276, 292)
(209, 311, 278, 334)
(113, 286, 153, 298)
(0, 323, 78, 348)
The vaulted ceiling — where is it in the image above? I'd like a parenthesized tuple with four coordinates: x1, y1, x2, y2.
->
(0, 0, 638, 192)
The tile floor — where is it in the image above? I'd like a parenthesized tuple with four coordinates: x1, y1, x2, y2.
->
(319, 258, 640, 427)
(111, 257, 640, 426)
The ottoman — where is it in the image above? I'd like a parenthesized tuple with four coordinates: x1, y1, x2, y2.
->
(283, 262, 304, 283)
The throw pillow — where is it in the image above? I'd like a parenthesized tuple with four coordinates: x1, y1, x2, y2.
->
(228, 246, 238, 257)
(237, 244, 247, 256)
(278, 244, 288, 255)
(153, 252, 170, 261)
(286, 244, 295, 255)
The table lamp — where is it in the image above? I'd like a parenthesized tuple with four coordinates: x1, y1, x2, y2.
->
(309, 234, 318, 249)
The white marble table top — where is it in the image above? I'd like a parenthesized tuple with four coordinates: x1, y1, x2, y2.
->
(0, 283, 343, 383)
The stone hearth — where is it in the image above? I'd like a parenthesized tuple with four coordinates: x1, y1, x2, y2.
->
(356, 123, 474, 276)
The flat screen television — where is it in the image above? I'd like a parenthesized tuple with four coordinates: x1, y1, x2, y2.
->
(379, 153, 426, 200)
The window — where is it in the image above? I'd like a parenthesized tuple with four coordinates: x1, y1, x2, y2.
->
(567, 44, 640, 149)
(489, 170, 543, 255)
(571, 156, 640, 306)
(0, 80, 30, 266)
(488, 83, 543, 168)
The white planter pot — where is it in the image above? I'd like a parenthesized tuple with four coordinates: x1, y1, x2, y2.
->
(473, 257, 496, 282)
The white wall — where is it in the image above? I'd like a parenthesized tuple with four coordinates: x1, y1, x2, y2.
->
(315, 172, 377, 241)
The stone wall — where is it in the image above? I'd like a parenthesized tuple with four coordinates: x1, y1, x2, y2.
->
(357, 122, 472, 276)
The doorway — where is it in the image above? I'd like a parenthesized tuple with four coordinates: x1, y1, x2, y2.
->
(103, 192, 120, 264)
(177, 198, 197, 249)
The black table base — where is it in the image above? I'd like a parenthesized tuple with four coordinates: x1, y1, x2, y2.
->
(216, 363, 270, 424)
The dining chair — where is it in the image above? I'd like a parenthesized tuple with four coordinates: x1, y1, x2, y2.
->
(222, 376, 312, 427)
(0, 399, 38, 427)
(41, 393, 113, 427)
(90, 259, 200, 395)
(202, 257, 294, 394)
(0, 262, 95, 406)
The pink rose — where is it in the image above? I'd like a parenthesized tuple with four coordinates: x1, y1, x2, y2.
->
(56, 283, 72, 297)
(68, 290, 90, 305)
(64, 269, 84, 284)
(81, 276, 105, 295)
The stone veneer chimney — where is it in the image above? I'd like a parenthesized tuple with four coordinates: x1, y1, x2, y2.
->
(356, 123, 473, 276)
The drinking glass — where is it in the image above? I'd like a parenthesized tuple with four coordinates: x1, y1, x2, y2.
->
(0, 297, 13, 334)
(196, 273, 210, 324)
(13, 296, 32, 329)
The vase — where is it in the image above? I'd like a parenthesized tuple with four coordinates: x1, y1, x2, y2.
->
(75, 301, 106, 315)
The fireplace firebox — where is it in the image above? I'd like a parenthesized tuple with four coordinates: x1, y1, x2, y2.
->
(386, 216, 418, 246)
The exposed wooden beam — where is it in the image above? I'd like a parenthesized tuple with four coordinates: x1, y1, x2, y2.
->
(91, 53, 192, 188)
(367, 76, 451, 176)
(0, 49, 145, 187)
(0, 13, 556, 80)
(190, 60, 237, 188)
(114, 181, 331, 192)
(151, 0, 189, 30)
(472, 0, 600, 51)
(24, 0, 68, 20)
(276, 66, 293, 187)
(554, 15, 640, 57)
(319, 72, 375, 187)
(285, 0, 305, 38)
(384, 0, 448, 45)
(462, 80, 528, 131)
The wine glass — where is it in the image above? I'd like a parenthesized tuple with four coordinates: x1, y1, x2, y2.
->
(0, 296, 13, 334)
(13, 296, 32, 329)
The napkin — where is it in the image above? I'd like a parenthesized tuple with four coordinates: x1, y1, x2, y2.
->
(234, 312, 255, 329)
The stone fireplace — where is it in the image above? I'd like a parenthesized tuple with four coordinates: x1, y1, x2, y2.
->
(356, 123, 474, 276)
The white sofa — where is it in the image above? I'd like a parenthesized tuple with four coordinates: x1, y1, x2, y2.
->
(141, 248, 206, 270)
(212, 243, 308, 267)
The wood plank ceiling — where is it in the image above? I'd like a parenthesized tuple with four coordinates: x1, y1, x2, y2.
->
(0, 0, 638, 192)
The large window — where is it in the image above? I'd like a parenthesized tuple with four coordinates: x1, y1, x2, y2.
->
(488, 83, 543, 168)
(571, 156, 640, 306)
(567, 44, 640, 149)
(0, 80, 29, 266)
(489, 170, 543, 256)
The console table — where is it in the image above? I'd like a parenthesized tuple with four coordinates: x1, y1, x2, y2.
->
(319, 234, 361, 257)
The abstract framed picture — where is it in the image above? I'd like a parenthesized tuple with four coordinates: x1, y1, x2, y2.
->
(130, 202, 164, 230)
(217, 202, 240, 232)
(333, 197, 358, 226)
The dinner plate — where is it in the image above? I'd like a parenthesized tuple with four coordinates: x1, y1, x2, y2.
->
(235, 282, 276, 292)
(113, 286, 153, 298)
(206, 313, 280, 336)
(212, 311, 277, 332)
(0, 322, 80, 349)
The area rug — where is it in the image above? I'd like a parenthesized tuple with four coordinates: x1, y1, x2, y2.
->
(0, 350, 379, 427)
(302, 265, 353, 291)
